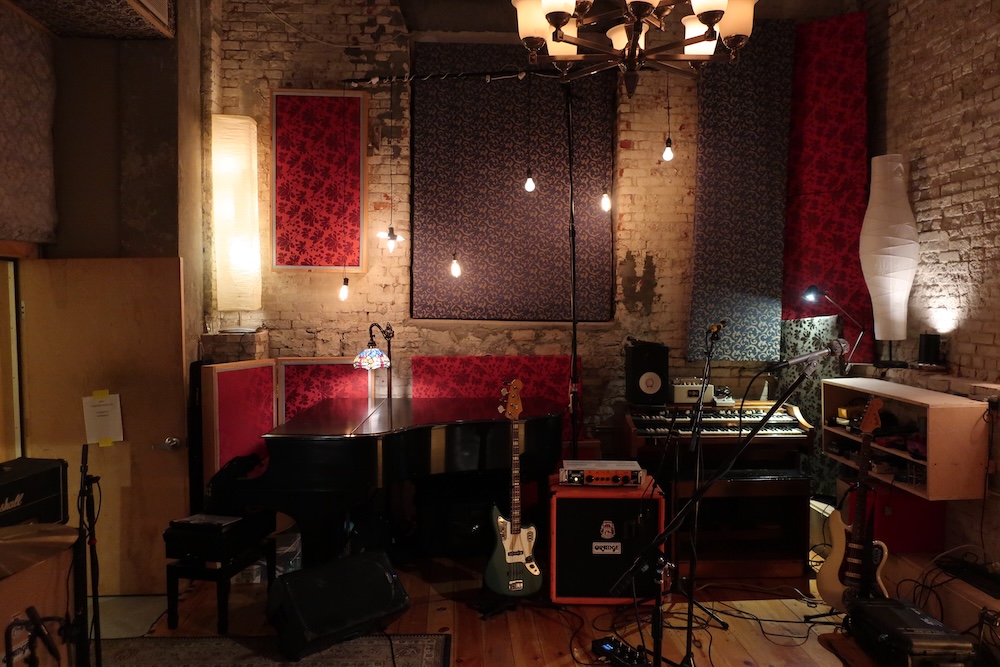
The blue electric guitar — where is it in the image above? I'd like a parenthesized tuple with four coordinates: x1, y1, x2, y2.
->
(483, 379, 543, 597)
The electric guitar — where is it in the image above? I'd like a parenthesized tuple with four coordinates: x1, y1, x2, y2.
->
(483, 378, 543, 597)
(816, 397, 889, 613)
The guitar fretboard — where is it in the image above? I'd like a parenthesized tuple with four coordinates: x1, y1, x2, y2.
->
(511, 421, 521, 534)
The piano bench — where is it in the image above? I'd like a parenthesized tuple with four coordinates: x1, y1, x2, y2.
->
(165, 536, 276, 635)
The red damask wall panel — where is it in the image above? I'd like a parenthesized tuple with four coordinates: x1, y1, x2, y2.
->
(272, 90, 367, 270)
(782, 12, 874, 362)
(279, 358, 370, 423)
(411, 355, 575, 440)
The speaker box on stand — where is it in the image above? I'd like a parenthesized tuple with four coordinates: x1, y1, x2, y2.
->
(266, 550, 409, 660)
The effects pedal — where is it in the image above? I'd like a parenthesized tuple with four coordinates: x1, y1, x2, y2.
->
(592, 636, 648, 666)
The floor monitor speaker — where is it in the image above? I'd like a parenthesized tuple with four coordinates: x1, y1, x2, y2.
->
(550, 484, 665, 604)
(625, 342, 670, 405)
(266, 550, 409, 660)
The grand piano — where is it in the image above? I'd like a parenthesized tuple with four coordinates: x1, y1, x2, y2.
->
(214, 396, 565, 566)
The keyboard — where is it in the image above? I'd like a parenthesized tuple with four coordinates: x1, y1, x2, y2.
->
(936, 558, 1000, 598)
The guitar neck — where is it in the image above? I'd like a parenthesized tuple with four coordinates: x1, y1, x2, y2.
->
(510, 420, 521, 534)
(851, 432, 873, 545)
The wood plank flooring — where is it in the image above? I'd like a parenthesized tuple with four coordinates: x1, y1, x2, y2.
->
(149, 556, 866, 666)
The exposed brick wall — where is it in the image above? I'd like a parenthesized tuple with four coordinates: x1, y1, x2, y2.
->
(857, 0, 1000, 555)
(207, 1, 723, 431)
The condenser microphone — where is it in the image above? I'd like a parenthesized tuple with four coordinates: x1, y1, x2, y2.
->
(767, 338, 851, 371)
(706, 319, 728, 334)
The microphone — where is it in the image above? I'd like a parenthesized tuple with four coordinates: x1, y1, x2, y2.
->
(26, 606, 60, 660)
(706, 320, 728, 334)
(767, 338, 851, 371)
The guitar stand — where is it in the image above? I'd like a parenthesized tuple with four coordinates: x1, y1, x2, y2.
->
(472, 585, 563, 621)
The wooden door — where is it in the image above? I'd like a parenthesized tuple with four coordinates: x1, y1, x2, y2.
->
(19, 258, 188, 595)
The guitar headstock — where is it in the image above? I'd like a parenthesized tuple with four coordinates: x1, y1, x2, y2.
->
(500, 378, 524, 421)
(859, 397, 883, 436)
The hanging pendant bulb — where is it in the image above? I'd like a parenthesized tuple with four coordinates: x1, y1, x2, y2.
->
(377, 226, 405, 253)
(524, 168, 536, 192)
(601, 191, 611, 212)
(339, 276, 349, 301)
(662, 137, 674, 161)
(450, 253, 462, 278)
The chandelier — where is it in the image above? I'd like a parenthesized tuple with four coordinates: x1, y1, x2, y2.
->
(511, 0, 759, 96)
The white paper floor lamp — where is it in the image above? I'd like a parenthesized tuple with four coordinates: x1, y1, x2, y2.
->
(859, 154, 919, 350)
(212, 114, 262, 312)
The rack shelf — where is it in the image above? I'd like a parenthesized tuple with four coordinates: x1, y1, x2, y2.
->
(821, 377, 988, 501)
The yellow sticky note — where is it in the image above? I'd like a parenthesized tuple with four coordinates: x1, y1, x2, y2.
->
(99, 438, 113, 448)
(93, 389, 110, 398)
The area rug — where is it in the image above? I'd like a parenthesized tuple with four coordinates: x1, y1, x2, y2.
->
(97, 634, 450, 667)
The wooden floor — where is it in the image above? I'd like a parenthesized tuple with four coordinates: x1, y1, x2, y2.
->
(149, 556, 872, 666)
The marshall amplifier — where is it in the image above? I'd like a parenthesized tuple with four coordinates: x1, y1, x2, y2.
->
(550, 483, 665, 604)
(0, 458, 69, 527)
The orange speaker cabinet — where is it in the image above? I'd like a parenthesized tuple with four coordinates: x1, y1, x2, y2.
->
(549, 483, 665, 605)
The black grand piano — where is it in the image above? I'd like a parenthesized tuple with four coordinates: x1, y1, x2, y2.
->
(213, 396, 565, 566)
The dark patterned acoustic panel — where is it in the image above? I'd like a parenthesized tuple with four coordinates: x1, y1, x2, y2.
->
(687, 20, 797, 361)
(411, 43, 614, 321)
(775, 315, 842, 497)
(780, 13, 873, 364)
(10, 0, 172, 38)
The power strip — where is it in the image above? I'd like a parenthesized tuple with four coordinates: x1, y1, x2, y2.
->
(591, 636, 649, 666)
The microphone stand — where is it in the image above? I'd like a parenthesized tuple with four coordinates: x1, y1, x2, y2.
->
(612, 360, 821, 666)
(78, 444, 102, 667)
(683, 331, 730, 637)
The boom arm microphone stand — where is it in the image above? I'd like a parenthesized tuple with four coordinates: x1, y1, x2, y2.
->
(612, 359, 821, 666)
(78, 444, 102, 667)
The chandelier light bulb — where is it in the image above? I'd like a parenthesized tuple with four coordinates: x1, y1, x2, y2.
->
(662, 137, 674, 161)
(451, 254, 462, 278)
(387, 237, 396, 253)
(524, 168, 536, 192)
(339, 277, 349, 301)
(601, 192, 611, 212)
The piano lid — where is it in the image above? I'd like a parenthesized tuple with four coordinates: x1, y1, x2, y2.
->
(264, 397, 567, 440)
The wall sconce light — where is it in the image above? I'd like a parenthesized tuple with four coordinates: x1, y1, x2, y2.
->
(354, 322, 394, 399)
(802, 284, 864, 366)
(212, 114, 262, 311)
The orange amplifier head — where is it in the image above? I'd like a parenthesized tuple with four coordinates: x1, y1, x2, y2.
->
(558, 460, 645, 486)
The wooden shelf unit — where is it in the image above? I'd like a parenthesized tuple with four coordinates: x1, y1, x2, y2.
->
(821, 377, 988, 500)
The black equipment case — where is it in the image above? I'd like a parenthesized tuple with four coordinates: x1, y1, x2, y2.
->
(847, 597, 976, 666)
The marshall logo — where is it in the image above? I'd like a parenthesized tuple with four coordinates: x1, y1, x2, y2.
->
(592, 542, 622, 555)
(0, 492, 24, 514)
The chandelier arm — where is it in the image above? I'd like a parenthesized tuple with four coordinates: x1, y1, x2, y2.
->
(558, 60, 623, 82)
(644, 59, 699, 79)
(647, 53, 728, 62)
(553, 30, 623, 58)
(575, 7, 628, 27)
(537, 53, 624, 64)
(643, 34, 716, 58)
